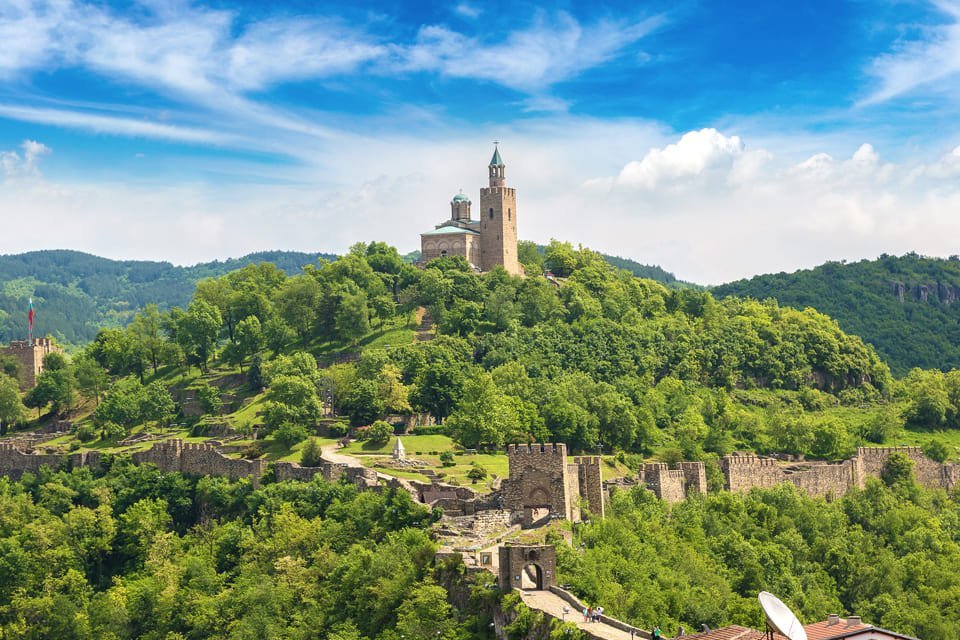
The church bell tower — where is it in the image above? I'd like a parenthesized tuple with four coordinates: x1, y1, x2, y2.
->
(479, 144, 520, 275)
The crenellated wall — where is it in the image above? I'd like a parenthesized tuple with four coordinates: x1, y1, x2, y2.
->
(720, 453, 785, 492)
(0, 443, 101, 479)
(721, 447, 960, 498)
(132, 439, 267, 483)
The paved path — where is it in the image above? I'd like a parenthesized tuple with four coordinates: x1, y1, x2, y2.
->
(517, 590, 645, 640)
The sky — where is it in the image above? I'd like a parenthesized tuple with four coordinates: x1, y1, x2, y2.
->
(2, 0, 960, 284)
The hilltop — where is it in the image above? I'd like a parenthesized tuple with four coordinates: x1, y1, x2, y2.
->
(0, 246, 688, 348)
(712, 253, 960, 375)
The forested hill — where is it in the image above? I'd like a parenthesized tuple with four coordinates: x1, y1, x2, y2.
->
(0, 249, 335, 347)
(0, 245, 688, 348)
(712, 253, 960, 375)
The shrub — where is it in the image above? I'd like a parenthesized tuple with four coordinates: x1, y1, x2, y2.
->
(74, 424, 96, 443)
(367, 420, 393, 446)
(195, 382, 222, 415)
(274, 423, 310, 449)
(467, 462, 487, 482)
(922, 438, 950, 463)
(301, 438, 323, 467)
(327, 421, 349, 438)
(439, 450, 455, 467)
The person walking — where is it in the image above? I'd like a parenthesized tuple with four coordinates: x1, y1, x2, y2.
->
(653, 625, 662, 639)
(582, 607, 589, 622)
(587, 607, 593, 622)
(596, 606, 604, 621)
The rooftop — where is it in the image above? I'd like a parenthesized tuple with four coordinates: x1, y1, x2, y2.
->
(421, 225, 480, 236)
(490, 145, 504, 167)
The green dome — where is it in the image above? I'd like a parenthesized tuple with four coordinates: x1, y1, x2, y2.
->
(452, 192, 471, 203)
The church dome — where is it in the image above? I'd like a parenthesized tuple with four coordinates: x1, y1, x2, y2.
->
(452, 192, 471, 203)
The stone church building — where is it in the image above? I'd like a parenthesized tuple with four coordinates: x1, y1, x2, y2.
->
(420, 145, 521, 276)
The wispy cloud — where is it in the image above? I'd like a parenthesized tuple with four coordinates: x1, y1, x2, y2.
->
(399, 11, 664, 91)
(453, 3, 481, 19)
(862, 0, 960, 105)
(0, 104, 232, 144)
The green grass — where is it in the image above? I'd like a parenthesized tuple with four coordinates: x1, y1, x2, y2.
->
(341, 434, 458, 456)
(891, 428, 960, 460)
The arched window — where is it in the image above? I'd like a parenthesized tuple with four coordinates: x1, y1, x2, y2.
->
(489, 208, 494, 219)
(440, 250, 447, 257)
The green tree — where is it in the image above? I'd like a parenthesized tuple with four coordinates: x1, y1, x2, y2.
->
(922, 439, 950, 462)
(300, 437, 323, 467)
(447, 372, 520, 449)
(25, 368, 76, 417)
(0, 373, 26, 433)
(72, 353, 109, 405)
(172, 299, 223, 371)
(141, 381, 175, 426)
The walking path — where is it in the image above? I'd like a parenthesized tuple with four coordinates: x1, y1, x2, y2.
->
(517, 589, 648, 640)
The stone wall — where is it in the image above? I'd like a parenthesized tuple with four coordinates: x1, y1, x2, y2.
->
(678, 461, 707, 495)
(574, 456, 605, 518)
(0, 443, 100, 480)
(132, 439, 267, 483)
(638, 463, 687, 503)
(721, 447, 960, 498)
(720, 453, 785, 492)
(498, 544, 557, 592)
(274, 459, 346, 483)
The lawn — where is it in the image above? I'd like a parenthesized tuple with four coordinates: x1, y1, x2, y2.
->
(890, 428, 960, 460)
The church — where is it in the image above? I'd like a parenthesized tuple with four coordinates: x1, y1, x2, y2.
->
(419, 145, 521, 276)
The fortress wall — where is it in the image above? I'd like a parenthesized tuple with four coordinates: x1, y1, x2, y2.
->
(639, 463, 686, 503)
(677, 461, 707, 495)
(574, 456, 605, 518)
(273, 460, 347, 483)
(785, 460, 857, 499)
(720, 454, 784, 492)
(0, 442, 66, 479)
(855, 446, 957, 489)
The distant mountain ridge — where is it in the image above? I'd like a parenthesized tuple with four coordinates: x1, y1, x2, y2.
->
(712, 253, 960, 375)
(0, 249, 335, 347)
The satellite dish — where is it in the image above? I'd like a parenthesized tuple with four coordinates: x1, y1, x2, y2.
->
(758, 592, 807, 640)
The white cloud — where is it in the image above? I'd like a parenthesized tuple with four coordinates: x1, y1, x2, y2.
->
(0, 104, 232, 144)
(616, 129, 744, 189)
(862, 0, 960, 104)
(401, 12, 664, 91)
(454, 3, 481, 19)
(1, 139, 50, 178)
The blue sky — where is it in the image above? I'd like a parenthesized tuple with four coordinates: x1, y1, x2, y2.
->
(2, 0, 960, 283)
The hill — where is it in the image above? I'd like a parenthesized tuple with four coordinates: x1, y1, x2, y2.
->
(0, 249, 335, 347)
(0, 246, 688, 348)
(712, 253, 960, 375)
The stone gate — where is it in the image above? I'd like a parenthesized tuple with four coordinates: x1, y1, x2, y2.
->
(498, 544, 557, 592)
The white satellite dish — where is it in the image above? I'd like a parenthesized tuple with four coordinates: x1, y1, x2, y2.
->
(758, 592, 807, 640)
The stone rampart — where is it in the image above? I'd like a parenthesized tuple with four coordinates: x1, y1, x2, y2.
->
(273, 459, 347, 483)
(132, 439, 267, 483)
(720, 453, 784, 492)
(678, 461, 707, 495)
(720, 447, 960, 498)
(638, 463, 686, 503)
(0, 443, 101, 479)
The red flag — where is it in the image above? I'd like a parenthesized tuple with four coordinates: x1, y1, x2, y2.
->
(28, 298, 34, 327)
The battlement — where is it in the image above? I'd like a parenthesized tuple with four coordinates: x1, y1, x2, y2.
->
(573, 456, 601, 465)
(856, 446, 922, 458)
(507, 443, 567, 456)
(721, 453, 778, 467)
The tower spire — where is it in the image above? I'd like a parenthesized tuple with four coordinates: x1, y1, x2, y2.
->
(488, 142, 505, 187)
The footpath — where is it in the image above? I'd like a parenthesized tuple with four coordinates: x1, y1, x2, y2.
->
(517, 589, 649, 640)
